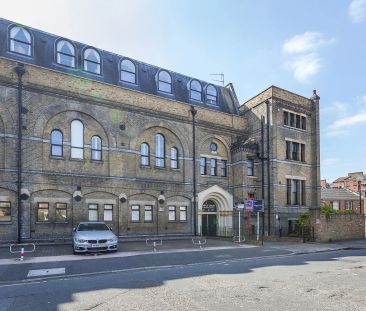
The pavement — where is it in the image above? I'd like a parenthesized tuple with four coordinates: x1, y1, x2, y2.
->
(1, 237, 365, 263)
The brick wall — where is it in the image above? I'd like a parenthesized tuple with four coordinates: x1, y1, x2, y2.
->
(311, 212, 365, 242)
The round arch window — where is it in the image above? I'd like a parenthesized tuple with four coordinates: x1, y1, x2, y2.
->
(210, 142, 218, 152)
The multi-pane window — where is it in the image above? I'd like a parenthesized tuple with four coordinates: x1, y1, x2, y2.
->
(210, 159, 217, 176)
(200, 157, 207, 175)
(83, 48, 101, 74)
(286, 179, 306, 206)
(155, 134, 165, 167)
(51, 130, 63, 157)
(37, 203, 49, 222)
(190, 80, 202, 101)
(91, 136, 102, 161)
(0, 202, 11, 222)
(179, 206, 187, 222)
(131, 205, 140, 222)
(104, 204, 113, 221)
(346, 201, 353, 210)
(221, 160, 227, 177)
(71, 120, 84, 159)
(284, 111, 307, 130)
(247, 159, 254, 176)
(9, 26, 32, 56)
(88, 204, 98, 221)
(56, 40, 75, 67)
(301, 116, 306, 130)
(140, 143, 150, 166)
(158, 70, 172, 93)
(168, 206, 176, 222)
(332, 201, 339, 210)
(144, 205, 152, 222)
(206, 85, 217, 105)
(170, 147, 178, 169)
(55, 203, 67, 222)
(121, 59, 136, 83)
(286, 141, 305, 162)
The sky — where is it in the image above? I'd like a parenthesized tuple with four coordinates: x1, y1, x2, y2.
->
(1, 0, 365, 183)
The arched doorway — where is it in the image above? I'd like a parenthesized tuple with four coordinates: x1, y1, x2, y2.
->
(202, 200, 218, 236)
(197, 185, 233, 237)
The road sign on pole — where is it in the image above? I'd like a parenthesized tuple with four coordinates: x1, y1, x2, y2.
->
(253, 200, 264, 213)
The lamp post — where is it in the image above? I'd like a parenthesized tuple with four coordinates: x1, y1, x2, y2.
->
(357, 176, 362, 214)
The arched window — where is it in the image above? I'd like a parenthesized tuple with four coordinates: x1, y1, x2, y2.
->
(206, 85, 217, 105)
(190, 80, 202, 101)
(121, 59, 136, 83)
(170, 147, 178, 169)
(71, 120, 84, 159)
(155, 134, 165, 167)
(140, 143, 149, 166)
(50, 130, 63, 157)
(91, 136, 102, 161)
(158, 70, 172, 93)
(9, 26, 32, 56)
(83, 48, 101, 74)
(56, 40, 75, 67)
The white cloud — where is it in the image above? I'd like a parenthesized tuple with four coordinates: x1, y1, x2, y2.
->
(349, 0, 366, 23)
(362, 95, 366, 103)
(285, 53, 321, 83)
(282, 32, 334, 83)
(331, 112, 366, 129)
(321, 101, 348, 116)
(283, 32, 334, 54)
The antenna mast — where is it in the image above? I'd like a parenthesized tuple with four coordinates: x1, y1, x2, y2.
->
(210, 73, 225, 86)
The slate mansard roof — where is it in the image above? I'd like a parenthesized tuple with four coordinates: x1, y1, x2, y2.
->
(0, 18, 240, 115)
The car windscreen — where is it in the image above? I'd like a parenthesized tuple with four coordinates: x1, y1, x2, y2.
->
(77, 223, 109, 231)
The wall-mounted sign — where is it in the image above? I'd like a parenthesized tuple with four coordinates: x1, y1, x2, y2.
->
(202, 200, 217, 212)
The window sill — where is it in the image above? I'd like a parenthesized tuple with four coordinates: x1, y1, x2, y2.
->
(90, 160, 104, 164)
(0, 221, 12, 225)
(50, 156, 64, 160)
(283, 125, 307, 132)
(285, 159, 307, 164)
(154, 166, 166, 170)
(144, 221, 153, 223)
(69, 158, 85, 162)
(55, 221, 69, 224)
(131, 221, 141, 223)
(179, 221, 188, 223)
(36, 221, 50, 224)
(247, 176, 257, 179)
(200, 175, 228, 179)
(168, 221, 177, 223)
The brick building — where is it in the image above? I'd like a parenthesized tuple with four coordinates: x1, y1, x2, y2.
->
(0, 18, 320, 242)
(331, 172, 366, 194)
(321, 188, 364, 214)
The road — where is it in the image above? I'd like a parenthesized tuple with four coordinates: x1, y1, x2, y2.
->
(0, 247, 366, 310)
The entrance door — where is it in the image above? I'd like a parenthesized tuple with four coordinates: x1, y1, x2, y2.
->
(202, 214, 217, 236)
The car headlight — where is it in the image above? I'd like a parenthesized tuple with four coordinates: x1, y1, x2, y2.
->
(108, 238, 117, 243)
(75, 238, 87, 243)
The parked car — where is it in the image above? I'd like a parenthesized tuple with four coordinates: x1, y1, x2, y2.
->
(72, 222, 118, 254)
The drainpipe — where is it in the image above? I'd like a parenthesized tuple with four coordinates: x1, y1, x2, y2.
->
(265, 100, 271, 236)
(190, 106, 197, 236)
(15, 63, 25, 243)
(260, 116, 265, 243)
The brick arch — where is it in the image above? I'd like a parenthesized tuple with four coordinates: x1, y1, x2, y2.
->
(0, 102, 15, 134)
(131, 122, 189, 158)
(83, 190, 119, 199)
(30, 188, 72, 197)
(32, 102, 116, 147)
(199, 134, 231, 162)
(127, 193, 158, 201)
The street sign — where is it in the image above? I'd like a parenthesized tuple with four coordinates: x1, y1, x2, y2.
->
(244, 200, 253, 211)
(237, 204, 245, 209)
(253, 200, 264, 212)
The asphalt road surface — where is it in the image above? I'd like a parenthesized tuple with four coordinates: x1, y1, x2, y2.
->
(1, 248, 366, 311)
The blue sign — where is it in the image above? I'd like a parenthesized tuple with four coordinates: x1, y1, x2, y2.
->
(253, 200, 264, 212)
(244, 200, 253, 210)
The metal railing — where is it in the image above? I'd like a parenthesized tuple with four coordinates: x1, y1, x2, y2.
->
(146, 238, 163, 253)
(10, 243, 36, 261)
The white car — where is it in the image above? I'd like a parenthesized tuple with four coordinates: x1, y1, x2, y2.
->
(72, 222, 118, 254)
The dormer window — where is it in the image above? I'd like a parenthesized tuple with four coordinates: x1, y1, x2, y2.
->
(190, 80, 202, 101)
(121, 59, 136, 84)
(206, 85, 217, 105)
(9, 26, 32, 56)
(56, 40, 75, 68)
(83, 48, 101, 74)
(158, 70, 172, 93)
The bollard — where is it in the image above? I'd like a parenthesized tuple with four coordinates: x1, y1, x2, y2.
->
(10, 243, 36, 261)
(20, 247, 24, 261)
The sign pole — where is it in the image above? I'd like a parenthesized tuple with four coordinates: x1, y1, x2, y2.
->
(256, 212, 259, 241)
(238, 210, 241, 243)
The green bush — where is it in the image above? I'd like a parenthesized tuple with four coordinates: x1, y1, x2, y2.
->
(320, 203, 354, 215)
